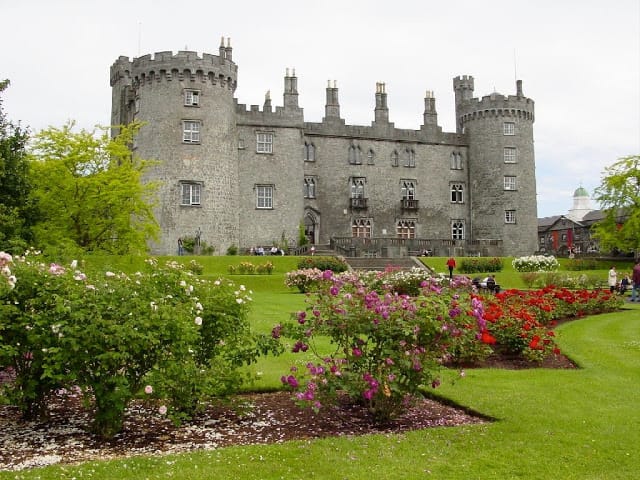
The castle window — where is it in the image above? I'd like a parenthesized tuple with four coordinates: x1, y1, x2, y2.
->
(304, 176, 316, 198)
(348, 145, 362, 165)
(505, 210, 516, 224)
(184, 89, 200, 107)
(304, 142, 316, 161)
(180, 182, 202, 206)
(504, 176, 517, 190)
(401, 180, 416, 200)
(352, 218, 372, 238)
(450, 183, 464, 203)
(256, 132, 273, 154)
(367, 149, 375, 165)
(404, 148, 416, 167)
(256, 185, 273, 209)
(351, 177, 366, 198)
(396, 219, 416, 239)
(503, 122, 515, 135)
(182, 121, 201, 143)
(391, 150, 399, 167)
(504, 147, 517, 163)
(451, 220, 465, 240)
(450, 152, 463, 170)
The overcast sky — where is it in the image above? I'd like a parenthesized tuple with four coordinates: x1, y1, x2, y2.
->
(2, 0, 639, 218)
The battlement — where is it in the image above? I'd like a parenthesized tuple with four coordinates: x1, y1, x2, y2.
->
(235, 101, 304, 127)
(110, 49, 237, 90)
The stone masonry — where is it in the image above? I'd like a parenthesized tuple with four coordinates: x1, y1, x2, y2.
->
(110, 38, 537, 257)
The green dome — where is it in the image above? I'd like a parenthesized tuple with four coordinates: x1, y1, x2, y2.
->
(574, 186, 589, 197)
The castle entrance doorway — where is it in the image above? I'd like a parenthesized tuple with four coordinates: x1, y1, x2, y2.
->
(304, 209, 319, 244)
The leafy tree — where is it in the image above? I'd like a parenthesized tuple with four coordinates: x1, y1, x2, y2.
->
(0, 79, 37, 253)
(592, 154, 640, 255)
(28, 122, 159, 255)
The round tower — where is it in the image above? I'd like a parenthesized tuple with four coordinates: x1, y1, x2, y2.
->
(454, 77, 537, 257)
(110, 39, 239, 255)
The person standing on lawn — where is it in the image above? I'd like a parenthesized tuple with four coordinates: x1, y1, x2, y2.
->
(631, 260, 640, 302)
(608, 266, 617, 293)
(446, 257, 456, 279)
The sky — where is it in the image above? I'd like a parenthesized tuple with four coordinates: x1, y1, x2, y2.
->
(2, 0, 639, 218)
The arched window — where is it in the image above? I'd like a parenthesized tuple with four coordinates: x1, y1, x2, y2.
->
(450, 152, 463, 170)
(367, 149, 375, 164)
(304, 142, 316, 162)
(352, 218, 372, 238)
(451, 220, 464, 240)
(404, 148, 416, 167)
(304, 177, 316, 198)
(391, 150, 399, 167)
(450, 183, 464, 203)
(396, 220, 416, 239)
(348, 144, 362, 165)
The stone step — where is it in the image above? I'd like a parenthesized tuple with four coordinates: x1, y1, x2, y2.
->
(344, 256, 429, 272)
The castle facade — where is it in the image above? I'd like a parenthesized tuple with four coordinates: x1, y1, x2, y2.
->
(110, 38, 538, 257)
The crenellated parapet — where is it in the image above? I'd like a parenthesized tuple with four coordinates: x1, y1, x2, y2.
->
(459, 92, 535, 123)
(110, 48, 238, 92)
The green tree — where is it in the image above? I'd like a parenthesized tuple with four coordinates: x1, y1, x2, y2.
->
(0, 79, 37, 253)
(592, 154, 640, 255)
(28, 122, 159, 255)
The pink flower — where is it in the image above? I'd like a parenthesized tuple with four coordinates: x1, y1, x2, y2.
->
(352, 347, 362, 357)
(144, 385, 153, 394)
(158, 405, 168, 415)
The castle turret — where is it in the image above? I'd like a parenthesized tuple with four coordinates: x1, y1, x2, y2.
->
(453, 75, 474, 133)
(454, 76, 537, 256)
(110, 41, 239, 255)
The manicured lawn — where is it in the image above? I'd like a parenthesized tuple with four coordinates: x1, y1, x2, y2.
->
(3, 255, 639, 479)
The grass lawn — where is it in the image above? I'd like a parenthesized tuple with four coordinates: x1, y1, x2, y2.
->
(3, 255, 639, 479)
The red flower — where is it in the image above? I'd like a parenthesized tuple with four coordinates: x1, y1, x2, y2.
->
(480, 330, 497, 345)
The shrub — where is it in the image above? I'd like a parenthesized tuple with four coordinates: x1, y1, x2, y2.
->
(278, 270, 492, 423)
(0, 252, 280, 438)
(296, 256, 349, 273)
(459, 257, 503, 274)
(512, 255, 559, 272)
(187, 259, 204, 275)
(226, 244, 238, 256)
(284, 268, 324, 293)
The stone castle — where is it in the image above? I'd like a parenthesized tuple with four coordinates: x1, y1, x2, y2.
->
(110, 37, 537, 257)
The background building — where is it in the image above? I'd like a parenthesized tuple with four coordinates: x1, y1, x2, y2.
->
(110, 38, 538, 257)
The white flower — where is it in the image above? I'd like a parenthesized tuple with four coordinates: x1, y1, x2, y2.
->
(195, 302, 203, 311)
(70, 259, 78, 269)
(105, 271, 116, 277)
(239, 285, 246, 291)
(158, 405, 167, 415)
(180, 280, 187, 287)
(150, 302, 158, 311)
(214, 280, 221, 286)
(236, 298, 244, 304)
(195, 316, 203, 326)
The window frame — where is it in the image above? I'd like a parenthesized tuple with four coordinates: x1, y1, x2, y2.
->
(503, 176, 517, 191)
(401, 179, 416, 200)
(350, 177, 366, 199)
(184, 89, 200, 107)
(304, 176, 316, 198)
(256, 132, 274, 154)
(391, 150, 399, 167)
(505, 210, 516, 224)
(352, 218, 372, 238)
(450, 183, 464, 203)
(348, 145, 362, 165)
(396, 219, 416, 239)
(451, 220, 465, 240)
(256, 184, 274, 209)
(503, 122, 515, 135)
(180, 182, 202, 206)
(182, 120, 201, 144)
(503, 147, 517, 163)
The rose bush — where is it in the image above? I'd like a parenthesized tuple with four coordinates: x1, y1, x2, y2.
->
(0, 252, 280, 438)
